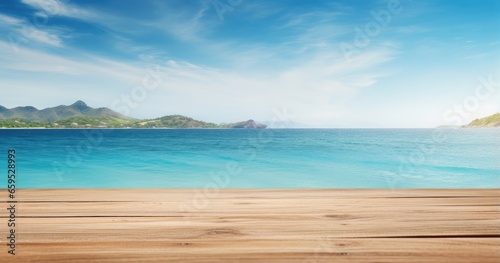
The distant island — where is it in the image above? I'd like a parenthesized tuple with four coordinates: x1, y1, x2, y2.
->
(2, 101, 498, 129)
(465, 113, 500, 128)
(0, 101, 266, 129)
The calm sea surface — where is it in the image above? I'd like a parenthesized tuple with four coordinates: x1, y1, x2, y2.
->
(1, 129, 498, 188)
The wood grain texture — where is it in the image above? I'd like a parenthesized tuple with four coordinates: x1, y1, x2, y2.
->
(1, 189, 499, 262)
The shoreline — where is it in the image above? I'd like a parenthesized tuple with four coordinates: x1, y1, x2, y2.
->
(1, 188, 498, 262)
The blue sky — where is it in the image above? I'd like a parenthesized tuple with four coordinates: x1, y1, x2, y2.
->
(0, 0, 499, 127)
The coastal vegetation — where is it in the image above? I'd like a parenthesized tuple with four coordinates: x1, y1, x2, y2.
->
(466, 113, 500, 128)
(0, 101, 266, 129)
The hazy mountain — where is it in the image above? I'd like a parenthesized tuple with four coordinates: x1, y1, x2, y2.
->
(466, 113, 500, 128)
(0, 101, 135, 122)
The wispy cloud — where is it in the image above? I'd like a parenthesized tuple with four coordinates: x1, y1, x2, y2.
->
(20, 0, 134, 38)
(0, 40, 141, 78)
(20, 0, 215, 45)
(21, 0, 95, 18)
(0, 13, 64, 47)
(25, 27, 63, 46)
(142, 0, 218, 42)
(0, 14, 24, 25)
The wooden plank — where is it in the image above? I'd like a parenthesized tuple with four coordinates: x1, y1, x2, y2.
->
(1, 189, 499, 262)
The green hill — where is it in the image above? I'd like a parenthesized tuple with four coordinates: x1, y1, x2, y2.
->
(0, 101, 267, 129)
(132, 116, 267, 129)
(133, 115, 220, 128)
(466, 113, 500, 128)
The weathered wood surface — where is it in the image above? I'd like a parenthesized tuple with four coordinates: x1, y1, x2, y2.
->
(1, 189, 499, 262)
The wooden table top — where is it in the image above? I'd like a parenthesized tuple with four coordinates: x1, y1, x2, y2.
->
(1, 189, 499, 262)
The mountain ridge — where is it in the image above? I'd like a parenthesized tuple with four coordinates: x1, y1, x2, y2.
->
(0, 100, 135, 122)
(0, 101, 267, 129)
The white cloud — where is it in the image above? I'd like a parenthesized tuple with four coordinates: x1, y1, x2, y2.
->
(0, 14, 24, 25)
(20, 0, 123, 38)
(24, 27, 62, 46)
(0, 40, 143, 79)
(21, 0, 94, 18)
(22, 0, 216, 44)
(20, 0, 213, 44)
(139, 1, 216, 42)
(0, 13, 64, 47)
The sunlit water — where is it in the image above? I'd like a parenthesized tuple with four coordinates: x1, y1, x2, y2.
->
(1, 129, 498, 188)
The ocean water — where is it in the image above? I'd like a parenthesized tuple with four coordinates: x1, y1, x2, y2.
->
(0, 129, 498, 188)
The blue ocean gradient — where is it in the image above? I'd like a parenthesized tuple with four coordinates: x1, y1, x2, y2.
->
(1, 129, 499, 188)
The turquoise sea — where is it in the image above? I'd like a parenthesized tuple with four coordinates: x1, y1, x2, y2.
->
(1, 129, 499, 188)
